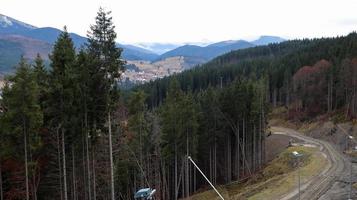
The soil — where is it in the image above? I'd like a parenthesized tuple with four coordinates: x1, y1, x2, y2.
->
(265, 133, 303, 162)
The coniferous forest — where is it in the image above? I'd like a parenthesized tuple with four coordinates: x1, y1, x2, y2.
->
(1, 8, 357, 200)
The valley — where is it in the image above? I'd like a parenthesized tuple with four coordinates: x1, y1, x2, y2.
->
(0, 2, 356, 200)
(123, 56, 188, 83)
(0, 13, 284, 83)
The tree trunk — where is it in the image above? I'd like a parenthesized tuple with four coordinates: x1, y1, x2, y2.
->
(273, 88, 277, 107)
(214, 135, 217, 185)
(193, 165, 196, 193)
(209, 147, 212, 181)
(162, 160, 168, 200)
(227, 134, 231, 182)
(0, 159, 3, 200)
(92, 149, 96, 200)
(174, 143, 178, 200)
(72, 146, 77, 200)
(108, 112, 115, 200)
(242, 118, 245, 176)
(252, 124, 256, 171)
(62, 128, 68, 200)
(286, 77, 290, 107)
(259, 113, 262, 169)
(236, 124, 240, 180)
(262, 104, 266, 164)
(85, 111, 92, 200)
(32, 158, 38, 200)
(57, 127, 63, 200)
(82, 130, 87, 200)
(24, 120, 29, 200)
(214, 116, 217, 185)
(327, 74, 333, 112)
(186, 129, 189, 198)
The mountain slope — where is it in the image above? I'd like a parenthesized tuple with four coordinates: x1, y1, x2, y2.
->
(158, 40, 254, 62)
(0, 14, 36, 33)
(134, 43, 182, 54)
(0, 38, 23, 73)
(0, 35, 52, 72)
(120, 44, 159, 61)
(139, 32, 357, 107)
(0, 14, 159, 63)
(252, 35, 285, 45)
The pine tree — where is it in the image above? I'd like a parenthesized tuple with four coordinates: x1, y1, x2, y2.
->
(160, 78, 199, 199)
(48, 27, 76, 200)
(33, 54, 49, 112)
(86, 8, 125, 200)
(0, 57, 43, 200)
(128, 90, 149, 187)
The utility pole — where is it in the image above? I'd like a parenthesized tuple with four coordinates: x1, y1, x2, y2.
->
(338, 125, 354, 200)
(350, 160, 352, 200)
(297, 157, 301, 200)
(292, 151, 303, 200)
(347, 135, 353, 200)
(187, 156, 225, 200)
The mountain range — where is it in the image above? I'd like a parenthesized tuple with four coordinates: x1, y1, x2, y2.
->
(0, 13, 159, 72)
(0, 13, 285, 75)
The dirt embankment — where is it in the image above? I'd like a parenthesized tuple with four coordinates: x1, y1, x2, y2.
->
(265, 133, 302, 162)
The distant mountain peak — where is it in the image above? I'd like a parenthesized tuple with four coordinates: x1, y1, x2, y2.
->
(0, 15, 12, 27)
(252, 35, 285, 45)
(0, 14, 37, 29)
(0, 14, 37, 30)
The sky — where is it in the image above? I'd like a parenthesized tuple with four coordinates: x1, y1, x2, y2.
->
(1, 0, 357, 44)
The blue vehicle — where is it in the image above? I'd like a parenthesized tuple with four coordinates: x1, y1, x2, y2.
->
(134, 188, 156, 200)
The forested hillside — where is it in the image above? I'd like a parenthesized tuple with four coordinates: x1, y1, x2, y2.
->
(129, 33, 357, 198)
(1, 7, 357, 200)
(0, 8, 269, 200)
(139, 33, 357, 119)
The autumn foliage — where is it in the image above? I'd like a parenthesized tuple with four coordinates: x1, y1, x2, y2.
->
(292, 59, 331, 117)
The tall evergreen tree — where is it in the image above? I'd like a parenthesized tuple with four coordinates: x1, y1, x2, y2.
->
(48, 27, 76, 200)
(0, 57, 43, 200)
(86, 8, 125, 200)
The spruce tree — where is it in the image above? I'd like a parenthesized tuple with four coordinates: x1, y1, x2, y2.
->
(48, 27, 76, 200)
(33, 54, 49, 112)
(87, 8, 125, 200)
(0, 57, 43, 200)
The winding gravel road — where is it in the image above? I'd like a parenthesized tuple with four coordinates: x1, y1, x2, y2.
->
(271, 127, 352, 200)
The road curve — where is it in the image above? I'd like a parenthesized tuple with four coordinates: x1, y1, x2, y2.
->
(271, 127, 348, 200)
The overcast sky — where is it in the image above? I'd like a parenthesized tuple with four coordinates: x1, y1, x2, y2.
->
(1, 0, 357, 44)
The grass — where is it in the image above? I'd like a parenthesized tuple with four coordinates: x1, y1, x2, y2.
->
(188, 146, 327, 200)
(248, 146, 326, 200)
(353, 182, 357, 190)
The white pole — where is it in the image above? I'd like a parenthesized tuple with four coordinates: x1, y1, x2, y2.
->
(298, 157, 301, 200)
(187, 156, 225, 200)
(349, 160, 352, 200)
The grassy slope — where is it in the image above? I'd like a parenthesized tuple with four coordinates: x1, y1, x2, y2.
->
(188, 146, 326, 200)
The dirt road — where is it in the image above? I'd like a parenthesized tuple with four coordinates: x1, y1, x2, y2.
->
(272, 127, 352, 200)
